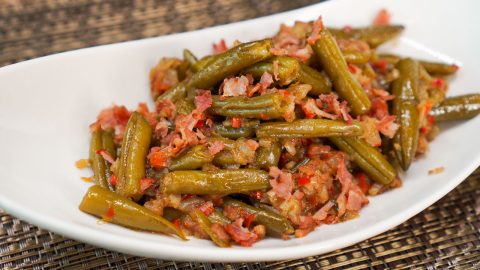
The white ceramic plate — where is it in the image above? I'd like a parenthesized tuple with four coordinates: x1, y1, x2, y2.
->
(0, 0, 479, 262)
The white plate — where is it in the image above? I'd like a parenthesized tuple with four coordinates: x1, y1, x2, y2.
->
(0, 0, 479, 262)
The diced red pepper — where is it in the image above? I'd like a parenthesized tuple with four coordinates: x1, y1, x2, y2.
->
(250, 191, 263, 200)
(243, 214, 256, 228)
(104, 207, 115, 221)
(182, 194, 195, 201)
(198, 202, 215, 216)
(348, 63, 358, 74)
(173, 219, 182, 229)
(297, 175, 312, 186)
(195, 119, 205, 128)
(109, 175, 117, 186)
(231, 117, 242, 128)
(356, 172, 370, 194)
(140, 178, 154, 192)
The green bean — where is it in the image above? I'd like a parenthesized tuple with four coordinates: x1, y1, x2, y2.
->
(191, 55, 216, 72)
(242, 56, 301, 86)
(178, 197, 231, 225)
(429, 94, 480, 121)
(190, 209, 230, 247)
(160, 169, 270, 195)
(391, 58, 420, 170)
(209, 93, 286, 119)
(377, 54, 459, 75)
(329, 137, 396, 185)
(212, 150, 237, 168)
(254, 140, 282, 170)
(223, 198, 294, 235)
(342, 50, 371, 64)
(89, 128, 116, 190)
(211, 137, 258, 167)
(213, 123, 258, 139)
(116, 112, 152, 198)
(187, 39, 273, 99)
(256, 119, 363, 138)
(329, 25, 405, 48)
(174, 98, 196, 115)
(79, 185, 186, 239)
(298, 62, 332, 95)
(157, 80, 188, 104)
(312, 29, 371, 115)
(169, 145, 213, 171)
(183, 49, 198, 66)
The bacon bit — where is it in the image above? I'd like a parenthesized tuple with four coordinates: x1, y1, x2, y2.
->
(103, 207, 115, 221)
(428, 166, 445, 175)
(172, 219, 182, 229)
(136, 102, 157, 128)
(372, 59, 389, 73)
(297, 175, 312, 186)
(75, 159, 90, 169)
(109, 175, 117, 186)
(221, 76, 250, 97)
(317, 93, 353, 123)
(259, 113, 269, 120)
(148, 147, 171, 168)
(427, 115, 436, 125)
(198, 201, 215, 216)
(182, 194, 195, 201)
(356, 173, 370, 194)
(342, 25, 353, 33)
(259, 72, 274, 90)
(212, 39, 228, 54)
(224, 219, 258, 247)
(360, 116, 382, 147)
(432, 78, 445, 90)
(91, 105, 131, 143)
(150, 58, 183, 97)
(272, 60, 280, 81)
(348, 63, 359, 74)
(376, 115, 399, 138)
(307, 144, 331, 158)
(195, 119, 205, 128)
(313, 201, 335, 222)
(373, 9, 391, 26)
(156, 99, 176, 120)
(211, 223, 231, 244)
(81, 176, 93, 182)
(244, 214, 256, 228)
(194, 90, 213, 113)
(268, 167, 294, 199)
(231, 117, 242, 128)
(302, 98, 337, 119)
(307, 16, 324, 45)
(207, 140, 225, 155)
(96, 149, 115, 164)
(140, 178, 154, 192)
(250, 191, 263, 200)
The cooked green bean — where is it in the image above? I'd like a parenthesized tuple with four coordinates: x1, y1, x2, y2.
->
(178, 197, 231, 225)
(191, 55, 216, 72)
(89, 128, 116, 190)
(329, 137, 396, 185)
(256, 119, 363, 138)
(157, 80, 188, 104)
(116, 112, 152, 198)
(223, 198, 294, 235)
(377, 54, 459, 75)
(190, 209, 230, 247)
(212, 150, 237, 168)
(243, 56, 301, 86)
(329, 25, 405, 48)
(160, 169, 270, 195)
(169, 145, 213, 171)
(312, 29, 371, 115)
(391, 58, 420, 170)
(342, 50, 371, 64)
(209, 93, 286, 119)
(254, 140, 281, 170)
(298, 62, 332, 95)
(429, 94, 480, 121)
(213, 123, 258, 139)
(187, 39, 273, 99)
(79, 185, 186, 239)
(183, 49, 198, 66)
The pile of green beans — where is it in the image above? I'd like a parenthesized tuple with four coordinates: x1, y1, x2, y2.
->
(79, 17, 480, 247)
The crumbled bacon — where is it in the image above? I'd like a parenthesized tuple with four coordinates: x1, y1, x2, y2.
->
(140, 178, 154, 192)
(156, 99, 177, 120)
(148, 146, 171, 168)
(198, 201, 215, 216)
(302, 98, 337, 119)
(150, 58, 183, 98)
(207, 140, 225, 155)
(360, 116, 382, 147)
(317, 93, 353, 123)
(155, 118, 170, 138)
(373, 9, 391, 26)
(194, 90, 213, 113)
(221, 76, 249, 97)
(136, 102, 157, 128)
(376, 115, 399, 138)
(212, 39, 228, 54)
(211, 223, 231, 244)
(259, 72, 274, 90)
(90, 104, 131, 143)
(269, 167, 294, 199)
(272, 60, 280, 81)
(224, 218, 259, 247)
(96, 149, 115, 164)
(307, 16, 324, 45)
(231, 117, 242, 128)
(313, 200, 335, 222)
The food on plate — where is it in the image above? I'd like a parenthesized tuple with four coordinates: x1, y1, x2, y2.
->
(78, 11, 480, 247)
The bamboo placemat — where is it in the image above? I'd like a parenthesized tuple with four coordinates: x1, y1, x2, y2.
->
(1, 0, 479, 269)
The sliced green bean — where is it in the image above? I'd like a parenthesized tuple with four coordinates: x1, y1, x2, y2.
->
(209, 93, 286, 119)
(79, 185, 186, 239)
(377, 54, 459, 75)
(213, 123, 258, 139)
(329, 25, 405, 48)
(223, 198, 294, 235)
(312, 29, 371, 115)
(391, 58, 420, 170)
(89, 128, 116, 190)
(256, 119, 363, 138)
(342, 50, 371, 64)
(190, 209, 230, 247)
(430, 94, 480, 121)
(116, 112, 152, 198)
(161, 169, 270, 195)
(183, 49, 198, 66)
(298, 62, 332, 95)
(254, 140, 282, 170)
(329, 137, 396, 185)
(169, 145, 213, 171)
(243, 56, 301, 86)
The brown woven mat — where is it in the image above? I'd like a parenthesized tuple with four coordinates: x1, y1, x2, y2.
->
(1, 0, 479, 269)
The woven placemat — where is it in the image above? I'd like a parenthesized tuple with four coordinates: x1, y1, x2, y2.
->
(1, 0, 479, 269)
